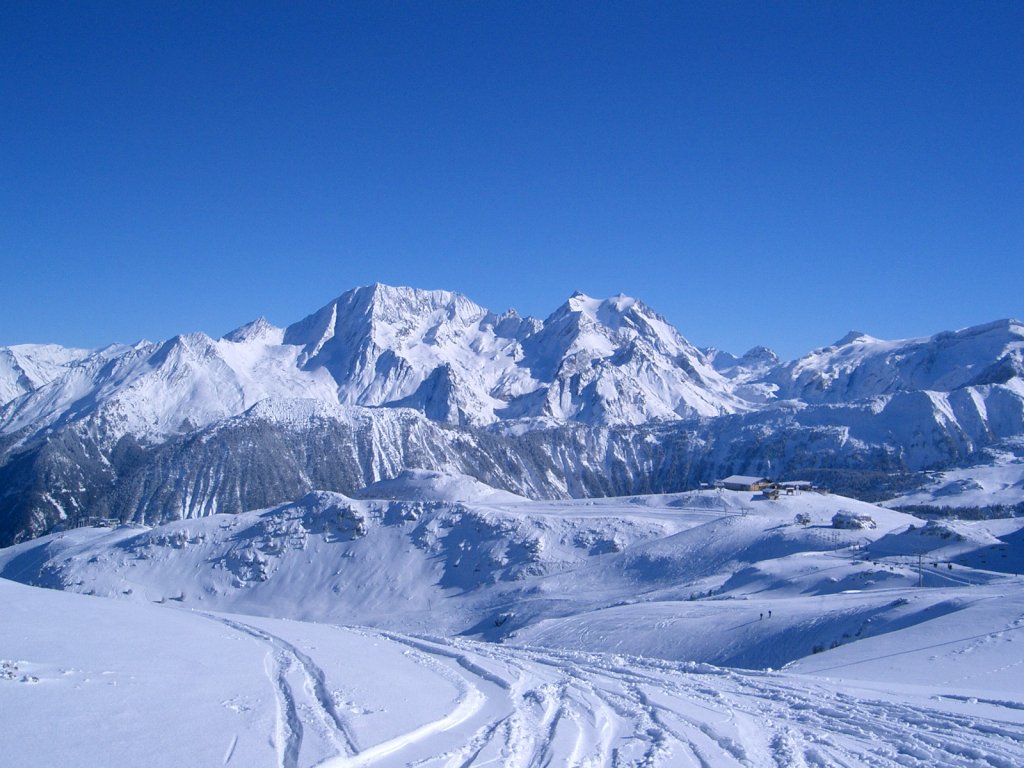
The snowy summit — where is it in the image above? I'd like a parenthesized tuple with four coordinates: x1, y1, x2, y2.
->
(0, 285, 1022, 544)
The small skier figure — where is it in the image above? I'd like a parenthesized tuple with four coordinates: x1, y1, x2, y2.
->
(768, 610, 772, 618)
(759, 612, 763, 620)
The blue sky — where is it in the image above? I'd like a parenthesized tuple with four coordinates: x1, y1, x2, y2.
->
(2, 2, 1021, 360)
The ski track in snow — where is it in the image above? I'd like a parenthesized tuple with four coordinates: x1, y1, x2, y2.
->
(201, 614, 359, 768)
(198, 618, 1024, 768)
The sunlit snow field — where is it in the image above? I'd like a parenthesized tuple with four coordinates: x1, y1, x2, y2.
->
(3, 479, 1024, 766)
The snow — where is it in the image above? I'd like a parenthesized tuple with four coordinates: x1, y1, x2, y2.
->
(886, 458, 1024, 511)
(2, 292, 1020, 447)
(283, 284, 541, 425)
(768, 318, 1024, 405)
(353, 469, 529, 503)
(2, 287, 1023, 546)
(0, 343, 93, 406)
(0, 578, 279, 767)
(3, 484, 1024, 764)
(0, 331, 340, 445)
(0, 284, 752, 447)
(0, 578, 470, 768)
(3, 288, 1024, 762)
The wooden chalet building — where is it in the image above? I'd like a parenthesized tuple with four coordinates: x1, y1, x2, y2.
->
(717, 475, 771, 492)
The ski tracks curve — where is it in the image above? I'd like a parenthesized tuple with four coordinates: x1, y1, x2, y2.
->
(197, 613, 1024, 767)
(357, 635, 1024, 768)
(200, 613, 359, 768)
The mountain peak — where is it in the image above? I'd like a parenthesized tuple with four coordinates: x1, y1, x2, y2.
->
(222, 316, 282, 344)
(338, 284, 489, 327)
(557, 292, 644, 328)
(352, 282, 437, 303)
(740, 345, 779, 365)
(565, 291, 599, 314)
(833, 330, 874, 347)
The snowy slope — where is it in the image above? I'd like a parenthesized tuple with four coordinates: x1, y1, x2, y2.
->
(4, 485, 1024, 766)
(884, 451, 1024, 513)
(0, 328, 339, 446)
(0, 578, 281, 766)
(0, 577, 472, 768)
(0, 485, 1012, 662)
(765, 319, 1024, 404)
(284, 284, 541, 426)
(0, 343, 94, 406)
(6, 576, 1023, 768)
(353, 469, 530, 503)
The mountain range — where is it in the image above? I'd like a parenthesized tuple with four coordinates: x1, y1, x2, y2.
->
(1, 284, 1022, 544)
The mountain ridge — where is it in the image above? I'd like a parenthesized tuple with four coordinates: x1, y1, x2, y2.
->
(0, 284, 1021, 544)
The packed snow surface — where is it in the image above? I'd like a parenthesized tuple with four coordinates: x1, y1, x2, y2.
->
(3, 485, 1024, 766)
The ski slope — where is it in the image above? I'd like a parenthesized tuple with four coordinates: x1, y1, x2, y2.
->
(3, 483, 1024, 765)
(4, 577, 1024, 767)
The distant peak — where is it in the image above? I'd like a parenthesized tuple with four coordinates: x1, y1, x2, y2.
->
(346, 282, 407, 304)
(833, 330, 872, 346)
(563, 291, 642, 317)
(566, 291, 595, 309)
(222, 316, 281, 343)
(555, 292, 598, 320)
(606, 293, 638, 312)
(359, 282, 407, 297)
(339, 283, 481, 313)
(740, 345, 779, 365)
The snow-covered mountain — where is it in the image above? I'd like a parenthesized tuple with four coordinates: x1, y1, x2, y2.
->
(283, 284, 536, 426)
(766, 319, 1024, 403)
(0, 284, 1022, 544)
(0, 484, 976, 653)
(0, 328, 338, 446)
(0, 343, 93, 406)
(0, 285, 740, 446)
(513, 291, 743, 422)
(268, 284, 743, 426)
